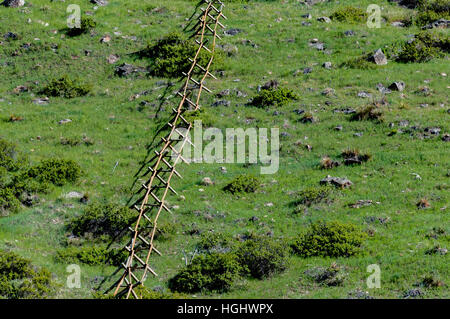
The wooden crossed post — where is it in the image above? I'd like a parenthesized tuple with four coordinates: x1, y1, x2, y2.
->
(111, 0, 227, 299)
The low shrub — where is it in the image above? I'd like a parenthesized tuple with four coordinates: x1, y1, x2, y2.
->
(291, 221, 368, 258)
(0, 250, 55, 299)
(0, 188, 21, 216)
(196, 232, 235, 253)
(320, 156, 340, 170)
(397, 31, 449, 63)
(168, 252, 242, 293)
(350, 105, 384, 122)
(235, 236, 289, 279)
(340, 56, 377, 70)
(55, 246, 127, 266)
(67, 17, 97, 36)
(139, 32, 225, 78)
(223, 174, 260, 194)
(330, 6, 368, 23)
(294, 186, 333, 207)
(304, 263, 346, 286)
(250, 87, 298, 108)
(154, 221, 178, 241)
(24, 159, 81, 186)
(68, 203, 135, 239)
(0, 138, 27, 172)
(39, 76, 91, 98)
(133, 286, 188, 299)
(341, 148, 372, 165)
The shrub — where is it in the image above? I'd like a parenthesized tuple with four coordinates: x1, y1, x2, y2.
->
(223, 174, 260, 194)
(24, 159, 81, 186)
(320, 156, 340, 170)
(67, 17, 97, 36)
(68, 203, 135, 239)
(39, 76, 91, 98)
(294, 186, 333, 207)
(415, 10, 448, 26)
(154, 221, 178, 241)
(304, 263, 346, 286)
(350, 105, 384, 122)
(397, 31, 448, 63)
(55, 246, 127, 266)
(250, 88, 298, 108)
(133, 286, 188, 299)
(0, 250, 55, 299)
(235, 236, 289, 279)
(341, 56, 377, 70)
(168, 252, 242, 293)
(0, 187, 21, 216)
(291, 221, 368, 258)
(341, 148, 372, 165)
(139, 32, 224, 78)
(196, 232, 234, 253)
(0, 138, 26, 172)
(330, 6, 368, 23)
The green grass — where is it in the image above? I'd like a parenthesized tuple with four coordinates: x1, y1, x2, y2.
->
(0, 0, 448, 299)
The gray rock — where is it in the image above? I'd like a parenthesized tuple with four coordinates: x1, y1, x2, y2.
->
(442, 133, 450, 142)
(424, 127, 441, 135)
(317, 16, 331, 23)
(391, 21, 405, 27)
(303, 67, 313, 74)
(301, 13, 312, 19)
(217, 89, 230, 98)
(388, 81, 405, 91)
(114, 63, 147, 77)
(4, 32, 18, 40)
(33, 97, 49, 105)
(371, 49, 388, 65)
(212, 100, 231, 107)
(358, 91, 372, 98)
(1, 0, 25, 7)
(320, 175, 353, 189)
(224, 28, 242, 36)
(323, 62, 332, 69)
(422, 19, 449, 30)
(91, 0, 108, 6)
(344, 30, 355, 36)
(65, 192, 84, 199)
(58, 119, 72, 125)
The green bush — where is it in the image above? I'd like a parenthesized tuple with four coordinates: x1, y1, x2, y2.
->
(291, 221, 368, 258)
(154, 221, 178, 241)
(0, 138, 26, 172)
(24, 159, 81, 186)
(168, 252, 242, 293)
(330, 6, 368, 23)
(223, 174, 260, 194)
(415, 10, 449, 26)
(0, 250, 55, 299)
(305, 263, 346, 287)
(39, 76, 91, 98)
(197, 232, 235, 253)
(294, 186, 333, 207)
(340, 56, 377, 70)
(133, 286, 188, 299)
(250, 88, 298, 108)
(350, 105, 384, 122)
(236, 236, 289, 279)
(67, 17, 97, 36)
(55, 246, 127, 266)
(68, 203, 135, 239)
(0, 188, 21, 216)
(140, 32, 225, 78)
(397, 31, 449, 63)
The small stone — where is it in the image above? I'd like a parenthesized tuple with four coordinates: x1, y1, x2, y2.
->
(224, 28, 242, 36)
(211, 100, 230, 107)
(320, 175, 353, 189)
(442, 133, 450, 142)
(58, 119, 72, 125)
(391, 21, 405, 27)
(91, 0, 108, 6)
(358, 91, 372, 98)
(65, 192, 84, 199)
(217, 89, 230, 98)
(303, 67, 313, 74)
(100, 35, 111, 43)
(317, 16, 331, 23)
(32, 97, 49, 105)
(323, 62, 332, 69)
(302, 13, 312, 19)
(107, 54, 119, 64)
(371, 49, 388, 65)
(322, 88, 335, 96)
(1, 0, 25, 8)
(264, 202, 274, 207)
(344, 30, 355, 36)
(201, 177, 214, 186)
(388, 81, 405, 91)
(334, 125, 343, 131)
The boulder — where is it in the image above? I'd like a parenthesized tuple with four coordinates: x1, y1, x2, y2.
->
(1, 0, 25, 7)
(371, 49, 388, 65)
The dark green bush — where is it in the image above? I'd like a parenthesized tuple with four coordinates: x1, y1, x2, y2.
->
(350, 105, 384, 122)
(0, 138, 26, 172)
(340, 56, 377, 70)
(294, 186, 333, 207)
(139, 32, 225, 78)
(39, 76, 91, 98)
(223, 174, 260, 194)
(24, 159, 81, 186)
(291, 221, 368, 258)
(330, 6, 368, 23)
(68, 203, 135, 239)
(415, 10, 449, 26)
(67, 17, 97, 36)
(236, 236, 289, 279)
(0, 250, 55, 299)
(397, 31, 449, 63)
(250, 88, 298, 108)
(168, 252, 242, 293)
(0, 188, 21, 216)
(197, 232, 235, 253)
(55, 246, 127, 266)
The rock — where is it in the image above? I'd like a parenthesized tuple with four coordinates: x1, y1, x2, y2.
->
(317, 16, 331, 23)
(323, 62, 332, 69)
(224, 28, 242, 36)
(403, 288, 423, 299)
(399, 120, 409, 127)
(217, 89, 230, 98)
(1, 0, 24, 8)
(107, 54, 119, 64)
(303, 67, 313, 74)
(344, 30, 355, 36)
(302, 21, 312, 27)
(100, 35, 111, 43)
(391, 21, 405, 27)
(334, 125, 343, 131)
(65, 191, 84, 199)
(4, 32, 18, 40)
(388, 81, 405, 91)
(32, 97, 49, 105)
(376, 83, 391, 94)
(309, 40, 325, 50)
(424, 127, 441, 135)
(320, 175, 353, 189)
(354, 132, 363, 137)
(349, 200, 373, 208)
(301, 13, 312, 19)
(201, 177, 214, 186)
(114, 63, 147, 77)
(322, 88, 335, 96)
(371, 49, 388, 65)
(13, 85, 27, 93)
(91, 0, 108, 6)
(211, 100, 230, 107)
(358, 91, 372, 98)
(58, 119, 72, 125)
(249, 216, 259, 222)
(261, 79, 279, 90)
(442, 133, 450, 142)
(219, 43, 238, 56)
(422, 19, 449, 30)
(333, 108, 356, 114)
(293, 109, 305, 115)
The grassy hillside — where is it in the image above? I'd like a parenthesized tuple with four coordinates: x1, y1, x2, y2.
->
(0, 0, 448, 299)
